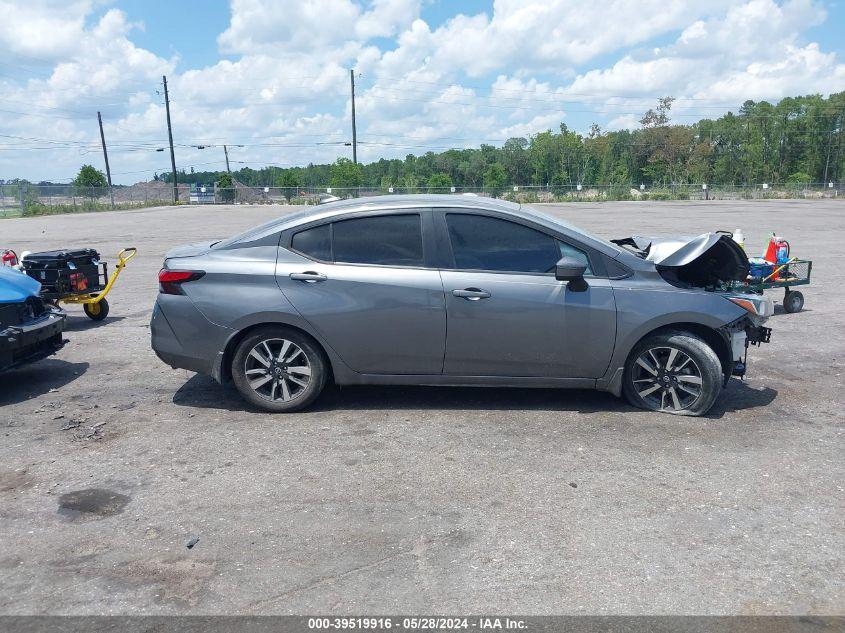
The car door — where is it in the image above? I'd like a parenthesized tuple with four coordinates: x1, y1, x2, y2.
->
(276, 210, 446, 375)
(437, 210, 616, 378)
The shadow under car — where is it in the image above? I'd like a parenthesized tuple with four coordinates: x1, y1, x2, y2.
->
(172, 373, 776, 418)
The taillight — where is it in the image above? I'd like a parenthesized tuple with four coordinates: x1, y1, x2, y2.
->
(158, 269, 204, 295)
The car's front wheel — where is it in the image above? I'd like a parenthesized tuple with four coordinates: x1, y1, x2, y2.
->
(231, 327, 327, 412)
(623, 331, 723, 416)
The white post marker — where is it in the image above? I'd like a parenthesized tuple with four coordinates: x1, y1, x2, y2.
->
(513, 186, 518, 192)
(762, 183, 769, 189)
(450, 186, 456, 193)
(702, 184, 707, 190)
(327, 187, 332, 193)
(264, 187, 269, 193)
(640, 183, 645, 190)
(388, 187, 394, 193)
(829, 182, 834, 188)
(576, 184, 582, 191)
(200, 186, 206, 193)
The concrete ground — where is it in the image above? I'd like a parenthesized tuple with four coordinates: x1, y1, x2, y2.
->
(0, 199, 842, 615)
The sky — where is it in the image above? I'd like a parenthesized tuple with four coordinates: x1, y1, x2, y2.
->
(0, 0, 843, 184)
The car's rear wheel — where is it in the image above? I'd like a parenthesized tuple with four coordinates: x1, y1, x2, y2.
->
(231, 327, 327, 412)
(623, 331, 723, 416)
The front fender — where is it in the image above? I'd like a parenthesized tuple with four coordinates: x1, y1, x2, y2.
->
(599, 286, 747, 389)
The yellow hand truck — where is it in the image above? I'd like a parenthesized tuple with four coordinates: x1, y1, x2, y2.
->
(24, 247, 137, 321)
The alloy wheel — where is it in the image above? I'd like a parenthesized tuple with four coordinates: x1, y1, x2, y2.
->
(243, 338, 312, 402)
(632, 346, 703, 412)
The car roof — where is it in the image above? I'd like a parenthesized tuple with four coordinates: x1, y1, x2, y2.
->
(276, 194, 525, 228)
(218, 194, 620, 256)
(318, 193, 522, 213)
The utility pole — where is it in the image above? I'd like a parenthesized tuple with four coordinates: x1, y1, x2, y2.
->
(97, 111, 115, 209)
(162, 75, 178, 204)
(350, 69, 357, 164)
(223, 144, 231, 173)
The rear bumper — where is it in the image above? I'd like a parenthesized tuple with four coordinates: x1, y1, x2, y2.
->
(0, 312, 66, 371)
(150, 295, 232, 376)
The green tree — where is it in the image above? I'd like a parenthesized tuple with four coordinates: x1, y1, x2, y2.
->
(217, 172, 235, 203)
(639, 97, 675, 128)
(427, 172, 452, 192)
(329, 157, 364, 190)
(786, 171, 812, 186)
(379, 175, 395, 192)
(274, 170, 301, 201)
(73, 164, 107, 187)
(483, 163, 508, 198)
(501, 137, 529, 183)
(528, 130, 562, 185)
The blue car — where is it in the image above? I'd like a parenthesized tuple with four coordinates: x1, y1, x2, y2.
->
(0, 266, 65, 372)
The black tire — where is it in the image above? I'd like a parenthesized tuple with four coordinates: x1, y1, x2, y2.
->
(783, 290, 804, 313)
(231, 326, 327, 413)
(623, 330, 723, 417)
(83, 298, 109, 321)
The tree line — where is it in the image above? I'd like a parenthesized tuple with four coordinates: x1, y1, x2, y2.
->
(60, 92, 845, 192)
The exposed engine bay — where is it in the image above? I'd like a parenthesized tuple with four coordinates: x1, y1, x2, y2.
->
(612, 232, 750, 288)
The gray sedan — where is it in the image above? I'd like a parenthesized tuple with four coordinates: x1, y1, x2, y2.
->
(151, 195, 772, 416)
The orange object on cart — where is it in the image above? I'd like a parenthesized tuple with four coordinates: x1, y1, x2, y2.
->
(763, 235, 790, 280)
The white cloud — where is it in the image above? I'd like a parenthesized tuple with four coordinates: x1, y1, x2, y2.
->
(560, 0, 843, 115)
(217, 0, 420, 54)
(0, 0, 90, 59)
(0, 0, 843, 183)
(397, 0, 734, 78)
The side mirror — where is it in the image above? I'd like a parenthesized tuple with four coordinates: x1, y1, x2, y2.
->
(555, 256, 588, 291)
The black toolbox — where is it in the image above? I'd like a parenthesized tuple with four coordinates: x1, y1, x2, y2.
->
(21, 249, 107, 300)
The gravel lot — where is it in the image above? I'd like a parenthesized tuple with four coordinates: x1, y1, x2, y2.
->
(0, 199, 842, 615)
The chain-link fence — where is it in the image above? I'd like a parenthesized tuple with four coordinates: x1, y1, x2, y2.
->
(0, 183, 178, 218)
(2, 182, 842, 217)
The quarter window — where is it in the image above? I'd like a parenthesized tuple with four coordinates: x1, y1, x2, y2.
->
(332, 214, 424, 267)
(291, 223, 331, 261)
(446, 213, 590, 274)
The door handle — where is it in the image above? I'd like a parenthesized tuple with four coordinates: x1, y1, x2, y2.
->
(452, 288, 491, 300)
(290, 271, 327, 282)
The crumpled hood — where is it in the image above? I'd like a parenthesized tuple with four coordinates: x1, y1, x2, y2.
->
(0, 265, 41, 303)
(613, 233, 749, 286)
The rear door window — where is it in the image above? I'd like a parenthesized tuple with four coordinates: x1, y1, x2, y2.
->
(332, 214, 424, 267)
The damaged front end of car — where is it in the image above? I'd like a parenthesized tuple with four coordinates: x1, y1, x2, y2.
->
(613, 232, 772, 382)
(717, 295, 773, 380)
(612, 232, 750, 288)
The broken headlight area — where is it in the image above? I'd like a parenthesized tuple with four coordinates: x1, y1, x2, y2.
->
(721, 316, 772, 379)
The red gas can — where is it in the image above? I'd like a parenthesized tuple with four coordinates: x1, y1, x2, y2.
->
(1, 249, 18, 267)
(763, 235, 790, 279)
